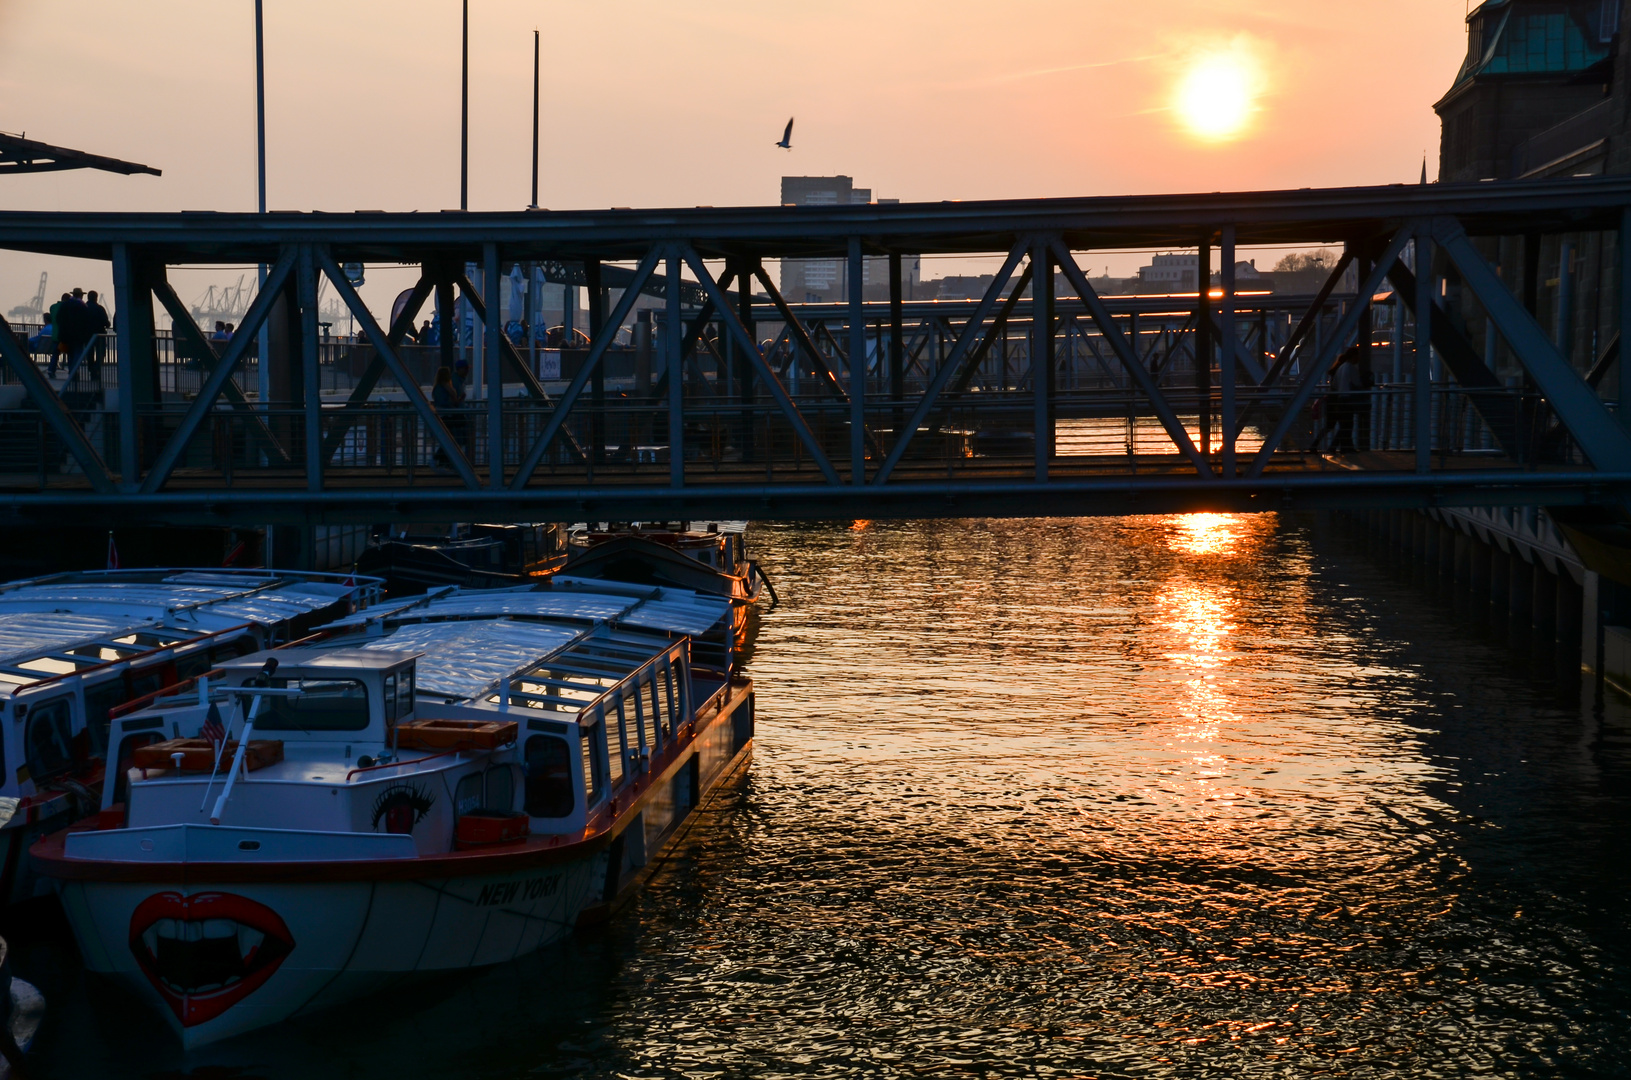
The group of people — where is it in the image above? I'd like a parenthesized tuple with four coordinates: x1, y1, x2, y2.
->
(29, 287, 111, 377)
(210, 320, 239, 342)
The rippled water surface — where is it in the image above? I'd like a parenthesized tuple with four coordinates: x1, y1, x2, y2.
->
(21, 514, 1631, 1078)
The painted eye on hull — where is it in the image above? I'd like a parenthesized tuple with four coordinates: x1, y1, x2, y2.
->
(371, 783, 435, 834)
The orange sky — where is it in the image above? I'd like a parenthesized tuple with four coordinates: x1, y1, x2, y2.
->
(0, 0, 1471, 309)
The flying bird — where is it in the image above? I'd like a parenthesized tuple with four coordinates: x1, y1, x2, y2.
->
(775, 117, 794, 150)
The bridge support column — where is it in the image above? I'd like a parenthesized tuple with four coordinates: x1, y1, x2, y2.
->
(1490, 544, 1512, 643)
(1557, 570, 1584, 688)
(1469, 533, 1492, 629)
(1532, 564, 1558, 674)
(1509, 555, 1534, 654)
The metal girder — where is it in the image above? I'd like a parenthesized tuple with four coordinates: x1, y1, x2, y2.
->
(944, 261, 1034, 402)
(297, 246, 322, 493)
(12, 177, 1631, 261)
(1586, 332, 1618, 389)
(319, 273, 434, 463)
(1432, 217, 1631, 471)
(140, 248, 297, 494)
(1051, 241, 1212, 476)
(509, 248, 661, 490)
(314, 248, 480, 489)
(0, 312, 115, 492)
(531, 258, 707, 307)
(1244, 223, 1417, 478)
(680, 245, 841, 485)
(1384, 260, 1522, 456)
(872, 240, 1028, 484)
(1255, 250, 1355, 392)
(7, 470, 1627, 530)
(753, 265, 861, 404)
(150, 276, 291, 464)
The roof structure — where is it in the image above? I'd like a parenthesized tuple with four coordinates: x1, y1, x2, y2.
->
(0, 132, 160, 177)
(1454, 1, 1616, 88)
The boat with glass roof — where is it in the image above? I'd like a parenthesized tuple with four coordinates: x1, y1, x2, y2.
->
(0, 569, 381, 905)
(32, 576, 754, 1049)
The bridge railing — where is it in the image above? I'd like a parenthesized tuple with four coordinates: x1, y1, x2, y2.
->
(0, 384, 1582, 494)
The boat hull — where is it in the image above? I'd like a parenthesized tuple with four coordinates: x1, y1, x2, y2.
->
(44, 680, 755, 1050)
(57, 857, 606, 1049)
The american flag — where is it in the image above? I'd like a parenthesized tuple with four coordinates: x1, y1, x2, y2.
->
(202, 703, 226, 747)
(106, 532, 119, 570)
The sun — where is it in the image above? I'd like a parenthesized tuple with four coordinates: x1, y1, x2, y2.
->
(1175, 54, 1255, 141)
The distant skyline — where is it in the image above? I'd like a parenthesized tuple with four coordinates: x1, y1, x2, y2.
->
(0, 0, 1470, 310)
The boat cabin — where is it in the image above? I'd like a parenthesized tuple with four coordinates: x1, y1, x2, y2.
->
(88, 580, 733, 859)
(0, 570, 379, 808)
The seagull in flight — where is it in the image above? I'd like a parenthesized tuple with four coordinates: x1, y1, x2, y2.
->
(775, 117, 794, 150)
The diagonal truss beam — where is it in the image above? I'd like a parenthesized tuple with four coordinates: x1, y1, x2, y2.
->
(140, 249, 297, 494)
(682, 245, 841, 485)
(320, 273, 434, 463)
(1255, 250, 1355, 392)
(1051, 241, 1212, 476)
(1384, 259, 1522, 455)
(872, 239, 1029, 484)
(1433, 217, 1631, 471)
(150, 277, 291, 464)
(454, 266, 589, 466)
(315, 248, 480, 489)
(0, 312, 115, 492)
(509, 248, 661, 490)
(1244, 224, 1416, 478)
(752, 263, 885, 459)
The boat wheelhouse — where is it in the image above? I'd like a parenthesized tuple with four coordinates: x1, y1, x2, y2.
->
(0, 569, 380, 904)
(34, 578, 754, 1049)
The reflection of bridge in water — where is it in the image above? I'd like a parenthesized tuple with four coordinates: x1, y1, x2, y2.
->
(0, 177, 1629, 529)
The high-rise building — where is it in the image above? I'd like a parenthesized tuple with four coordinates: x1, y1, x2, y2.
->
(780, 176, 919, 302)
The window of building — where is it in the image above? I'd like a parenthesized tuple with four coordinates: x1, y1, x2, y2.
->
(524, 736, 574, 818)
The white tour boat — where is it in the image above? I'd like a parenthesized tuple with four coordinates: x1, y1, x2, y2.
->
(0, 569, 381, 905)
(33, 577, 754, 1049)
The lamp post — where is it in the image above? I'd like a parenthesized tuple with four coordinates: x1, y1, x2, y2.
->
(461, 0, 469, 211)
(255, 0, 270, 409)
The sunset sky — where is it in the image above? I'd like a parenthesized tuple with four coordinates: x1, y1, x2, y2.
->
(0, 0, 1472, 310)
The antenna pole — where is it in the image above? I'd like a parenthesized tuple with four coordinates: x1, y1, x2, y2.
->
(530, 29, 540, 209)
(461, 0, 469, 211)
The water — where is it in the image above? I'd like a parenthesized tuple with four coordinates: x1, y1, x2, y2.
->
(17, 514, 1631, 1078)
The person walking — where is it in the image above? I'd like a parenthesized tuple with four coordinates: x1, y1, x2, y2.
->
(84, 289, 110, 376)
(1311, 347, 1363, 453)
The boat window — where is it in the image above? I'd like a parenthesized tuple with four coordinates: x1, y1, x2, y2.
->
(663, 664, 679, 733)
(84, 679, 126, 757)
(396, 665, 415, 720)
(244, 677, 370, 732)
(580, 711, 607, 806)
(524, 736, 573, 817)
(485, 765, 515, 813)
(383, 674, 398, 723)
(609, 697, 629, 782)
(24, 696, 75, 781)
(649, 673, 665, 739)
(128, 666, 166, 700)
(174, 648, 212, 681)
(114, 731, 162, 804)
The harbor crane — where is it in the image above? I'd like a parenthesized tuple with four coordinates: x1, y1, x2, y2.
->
(7, 271, 45, 319)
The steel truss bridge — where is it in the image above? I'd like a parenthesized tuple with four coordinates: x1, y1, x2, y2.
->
(2, 178, 1630, 528)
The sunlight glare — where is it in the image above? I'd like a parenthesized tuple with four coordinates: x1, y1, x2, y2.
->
(1176, 54, 1254, 141)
